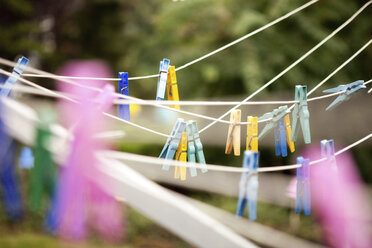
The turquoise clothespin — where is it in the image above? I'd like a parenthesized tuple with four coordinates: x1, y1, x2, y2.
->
(118, 72, 130, 121)
(19, 147, 34, 169)
(236, 151, 259, 221)
(295, 156, 311, 215)
(323, 80, 366, 111)
(258, 105, 289, 140)
(186, 121, 197, 177)
(291, 85, 311, 144)
(321, 139, 337, 171)
(274, 118, 287, 157)
(156, 58, 170, 101)
(159, 118, 186, 170)
(191, 121, 208, 173)
(0, 56, 29, 97)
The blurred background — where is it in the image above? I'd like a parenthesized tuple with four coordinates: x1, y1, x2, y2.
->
(0, 0, 371, 247)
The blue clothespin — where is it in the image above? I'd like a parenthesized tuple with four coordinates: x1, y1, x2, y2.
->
(275, 118, 287, 157)
(258, 105, 289, 140)
(323, 80, 366, 111)
(236, 151, 259, 221)
(156, 58, 170, 101)
(191, 120, 208, 173)
(186, 121, 197, 177)
(291, 85, 311, 144)
(159, 118, 186, 170)
(19, 147, 34, 169)
(0, 56, 29, 97)
(295, 156, 311, 215)
(118, 72, 130, 121)
(321, 139, 337, 171)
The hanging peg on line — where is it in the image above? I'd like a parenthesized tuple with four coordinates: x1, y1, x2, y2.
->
(174, 132, 187, 181)
(166, 66, 180, 109)
(156, 58, 170, 101)
(291, 85, 311, 144)
(191, 120, 208, 172)
(323, 80, 366, 111)
(159, 118, 186, 171)
(236, 151, 259, 221)
(284, 114, 295, 153)
(295, 156, 311, 215)
(258, 105, 289, 140)
(118, 72, 130, 121)
(186, 121, 197, 177)
(246, 116, 258, 152)
(225, 109, 241, 156)
(0, 56, 29, 97)
(321, 139, 337, 172)
(275, 118, 287, 157)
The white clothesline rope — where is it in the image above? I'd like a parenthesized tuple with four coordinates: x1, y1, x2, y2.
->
(21, 0, 320, 81)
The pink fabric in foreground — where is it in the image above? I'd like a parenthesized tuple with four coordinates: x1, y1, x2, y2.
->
(56, 61, 124, 242)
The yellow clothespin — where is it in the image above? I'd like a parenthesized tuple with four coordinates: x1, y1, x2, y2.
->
(166, 66, 180, 109)
(225, 109, 241, 156)
(174, 132, 187, 180)
(284, 114, 295, 153)
(246, 116, 258, 151)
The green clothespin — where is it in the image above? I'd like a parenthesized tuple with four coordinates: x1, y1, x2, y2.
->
(191, 121, 208, 173)
(291, 85, 311, 144)
(258, 105, 289, 140)
(186, 121, 197, 177)
(28, 109, 57, 213)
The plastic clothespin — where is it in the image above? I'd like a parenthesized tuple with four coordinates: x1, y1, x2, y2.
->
(118, 72, 130, 121)
(246, 116, 258, 151)
(284, 114, 295, 153)
(258, 105, 289, 140)
(225, 109, 241, 156)
(321, 139, 337, 171)
(291, 85, 311, 144)
(275, 118, 287, 157)
(159, 118, 186, 170)
(166, 66, 180, 109)
(19, 147, 34, 169)
(0, 56, 29, 97)
(156, 58, 170, 101)
(174, 132, 187, 181)
(295, 156, 311, 215)
(191, 121, 208, 172)
(236, 151, 259, 221)
(186, 121, 197, 177)
(323, 80, 366, 111)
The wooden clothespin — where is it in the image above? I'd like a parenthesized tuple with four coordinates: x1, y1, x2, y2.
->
(118, 72, 130, 121)
(236, 151, 259, 221)
(186, 121, 197, 177)
(156, 58, 170, 101)
(323, 80, 366, 111)
(291, 85, 311, 144)
(321, 139, 337, 171)
(225, 109, 241, 156)
(159, 118, 186, 170)
(191, 121, 208, 173)
(174, 132, 187, 181)
(0, 56, 29, 97)
(295, 156, 311, 215)
(284, 114, 295, 153)
(258, 105, 289, 140)
(275, 118, 287, 157)
(246, 116, 258, 151)
(166, 66, 180, 109)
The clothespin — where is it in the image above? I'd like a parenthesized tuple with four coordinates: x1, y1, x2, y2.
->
(236, 151, 259, 221)
(321, 139, 337, 171)
(174, 132, 187, 180)
(246, 116, 258, 151)
(225, 109, 241, 156)
(156, 58, 170, 100)
(323, 80, 366, 111)
(191, 121, 208, 172)
(0, 56, 29, 97)
(19, 147, 34, 169)
(258, 105, 289, 140)
(159, 118, 186, 170)
(274, 118, 287, 157)
(118, 72, 130, 121)
(186, 121, 197, 177)
(295, 156, 311, 215)
(291, 85, 311, 144)
(284, 114, 295, 153)
(166, 66, 180, 109)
